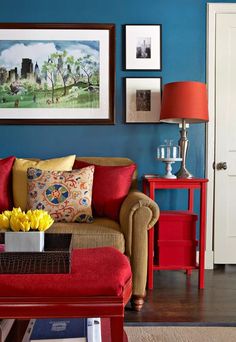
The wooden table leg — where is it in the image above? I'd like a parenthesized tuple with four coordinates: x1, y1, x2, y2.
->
(147, 182, 155, 290)
(199, 182, 207, 289)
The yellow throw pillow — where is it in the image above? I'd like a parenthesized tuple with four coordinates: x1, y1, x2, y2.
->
(13, 155, 76, 211)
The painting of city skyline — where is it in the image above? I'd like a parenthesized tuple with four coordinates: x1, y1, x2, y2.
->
(0, 40, 100, 109)
(0, 24, 115, 124)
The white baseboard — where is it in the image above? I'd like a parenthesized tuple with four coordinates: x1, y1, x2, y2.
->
(196, 250, 214, 270)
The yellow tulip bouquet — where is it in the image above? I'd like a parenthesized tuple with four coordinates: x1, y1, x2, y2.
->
(0, 208, 54, 232)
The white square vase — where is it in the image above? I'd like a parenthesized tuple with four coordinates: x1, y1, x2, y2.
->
(5, 231, 45, 252)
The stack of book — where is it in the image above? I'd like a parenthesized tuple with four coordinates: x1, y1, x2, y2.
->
(22, 318, 102, 342)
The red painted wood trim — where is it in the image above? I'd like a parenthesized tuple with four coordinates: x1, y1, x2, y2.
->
(199, 182, 207, 289)
(0, 277, 132, 342)
(0, 277, 132, 318)
(153, 265, 197, 270)
(146, 181, 155, 290)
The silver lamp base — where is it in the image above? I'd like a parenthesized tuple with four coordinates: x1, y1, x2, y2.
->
(176, 119, 194, 179)
(175, 166, 193, 179)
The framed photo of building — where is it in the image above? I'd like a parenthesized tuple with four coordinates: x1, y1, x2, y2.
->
(125, 24, 162, 70)
(125, 77, 162, 123)
(0, 23, 115, 124)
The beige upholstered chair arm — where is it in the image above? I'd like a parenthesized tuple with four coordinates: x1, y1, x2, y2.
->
(119, 190, 160, 257)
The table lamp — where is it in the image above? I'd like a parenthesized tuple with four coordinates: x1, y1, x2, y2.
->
(160, 81, 209, 178)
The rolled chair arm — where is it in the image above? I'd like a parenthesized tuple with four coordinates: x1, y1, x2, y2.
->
(119, 190, 160, 257)
(119, 190, 160, 302)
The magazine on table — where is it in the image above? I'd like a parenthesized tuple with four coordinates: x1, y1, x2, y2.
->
(22, 318, 87, 342)
(22, 317, 101, 342)
(87, 318, 101, 342)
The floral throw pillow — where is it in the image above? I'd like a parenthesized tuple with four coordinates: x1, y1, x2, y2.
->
(26, 166, 94, 223)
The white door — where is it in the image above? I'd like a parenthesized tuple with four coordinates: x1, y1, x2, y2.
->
(214, 13, 236, 263)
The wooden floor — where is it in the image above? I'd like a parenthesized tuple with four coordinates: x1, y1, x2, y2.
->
(125, 265, 236, 323)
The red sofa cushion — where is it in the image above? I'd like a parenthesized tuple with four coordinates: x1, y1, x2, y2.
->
(0, 247, 132, 297)
(73, 160, 136, 221)
(0, 156, 15, 212)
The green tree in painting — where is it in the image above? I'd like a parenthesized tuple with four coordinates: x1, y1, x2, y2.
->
(80, 54, 99, 86)
(22, 79, 38, 94)
(42, 57, 57, 103)
(0, 67, 8, 85)
(66, 55, 81, 85)
(55, 50, 70, 96)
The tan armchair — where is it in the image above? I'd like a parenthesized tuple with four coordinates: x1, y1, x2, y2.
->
(48, 157, 160, 311)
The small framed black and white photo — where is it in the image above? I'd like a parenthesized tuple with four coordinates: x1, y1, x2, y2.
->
(125, 77, 162, 123)
(125, 25, 162, 70)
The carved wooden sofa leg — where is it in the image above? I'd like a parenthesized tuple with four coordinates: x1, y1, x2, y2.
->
(130, 295, 145, 311)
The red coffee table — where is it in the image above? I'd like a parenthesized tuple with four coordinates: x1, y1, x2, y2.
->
(0, 247, 132, 342)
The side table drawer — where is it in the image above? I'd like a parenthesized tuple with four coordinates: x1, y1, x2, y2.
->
(158, 211, 198, 240)
(156, 240, 198, 267)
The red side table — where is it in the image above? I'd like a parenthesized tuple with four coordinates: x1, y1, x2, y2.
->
(143, 176, 208, 290)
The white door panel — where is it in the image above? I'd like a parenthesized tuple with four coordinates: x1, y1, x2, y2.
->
(214, 13, 236, 263)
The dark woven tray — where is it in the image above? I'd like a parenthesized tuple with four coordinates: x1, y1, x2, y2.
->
(0, 233, 72, 274)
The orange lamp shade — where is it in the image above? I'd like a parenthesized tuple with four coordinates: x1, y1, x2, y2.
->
(160, 81, 209, 123)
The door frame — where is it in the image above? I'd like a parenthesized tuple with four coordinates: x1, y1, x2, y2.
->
(206, 3, 236, 269)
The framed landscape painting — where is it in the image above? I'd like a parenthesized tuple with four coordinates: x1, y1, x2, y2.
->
(0, 23, 115, 124)
(126, 77, 162, 123)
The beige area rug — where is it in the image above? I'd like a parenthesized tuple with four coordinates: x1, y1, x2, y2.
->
(125, 326, 236, 342)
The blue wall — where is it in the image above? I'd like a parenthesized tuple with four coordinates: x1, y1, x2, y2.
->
(1, 0, 234, 211)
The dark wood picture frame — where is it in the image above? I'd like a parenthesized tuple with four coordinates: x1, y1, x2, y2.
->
(0, 23, 115, 125)
(124, 24, 162, 71)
